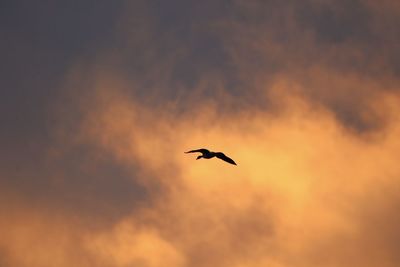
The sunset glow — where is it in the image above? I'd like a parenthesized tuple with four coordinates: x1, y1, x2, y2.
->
(1, 1, 400, 266)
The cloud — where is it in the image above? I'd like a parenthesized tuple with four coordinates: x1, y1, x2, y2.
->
(2, 0, 400, 266)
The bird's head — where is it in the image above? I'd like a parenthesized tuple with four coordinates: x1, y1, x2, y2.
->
(196, 155, 203, 160)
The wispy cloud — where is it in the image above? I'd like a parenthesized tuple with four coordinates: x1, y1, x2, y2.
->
(1, 1, 400, 266)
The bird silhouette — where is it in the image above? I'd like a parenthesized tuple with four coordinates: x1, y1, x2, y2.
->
(185, 148, 237, 165)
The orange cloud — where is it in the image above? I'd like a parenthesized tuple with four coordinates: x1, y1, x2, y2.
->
(43, 71, 399, 266)
(2, 1, 400, 267)
(2, 67, 400, 267)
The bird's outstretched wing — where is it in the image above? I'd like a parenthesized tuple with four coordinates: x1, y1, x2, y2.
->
(185, 148, 210, 155)
(215, 152, 237, 165)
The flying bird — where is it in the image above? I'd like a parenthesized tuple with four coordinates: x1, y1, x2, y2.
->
(185, 148, 237, 165)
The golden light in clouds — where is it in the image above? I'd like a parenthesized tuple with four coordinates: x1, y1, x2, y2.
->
(2, 72, 400, 266)
(9, 72, 392, 267)
(2, 1, 400, 266)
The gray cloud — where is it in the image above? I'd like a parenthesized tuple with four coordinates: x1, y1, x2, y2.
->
(2, 1, 400, 266)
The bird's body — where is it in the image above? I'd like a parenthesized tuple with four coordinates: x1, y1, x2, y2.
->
(185, 148, 237, 165)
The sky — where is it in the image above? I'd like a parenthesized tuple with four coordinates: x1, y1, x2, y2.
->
(1, 0, 400, 266)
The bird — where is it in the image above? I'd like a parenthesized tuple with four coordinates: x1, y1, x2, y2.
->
(185, 148, 237, 165)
